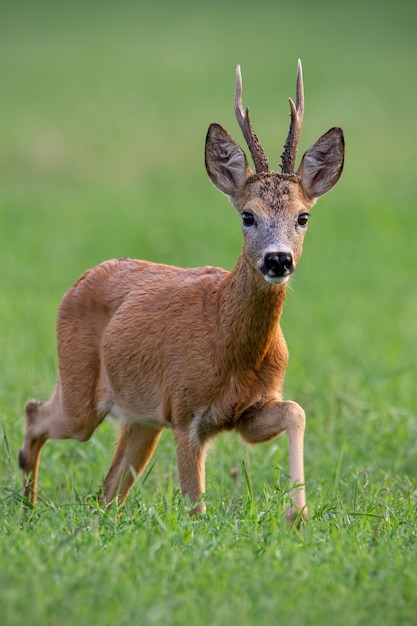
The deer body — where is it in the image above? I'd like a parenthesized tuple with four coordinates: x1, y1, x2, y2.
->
(19, 62, 344, 524)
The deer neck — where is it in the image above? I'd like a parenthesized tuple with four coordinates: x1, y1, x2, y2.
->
(216, 254, 286, 372)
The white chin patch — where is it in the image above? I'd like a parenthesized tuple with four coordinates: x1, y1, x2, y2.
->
(263, 274, 290, 285)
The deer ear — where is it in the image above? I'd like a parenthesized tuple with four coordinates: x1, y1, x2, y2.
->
(297, 127, 344, 199)
(205, 123, 252, 197)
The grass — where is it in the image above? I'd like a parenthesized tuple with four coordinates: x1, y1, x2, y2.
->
(1, 1, 417, 624)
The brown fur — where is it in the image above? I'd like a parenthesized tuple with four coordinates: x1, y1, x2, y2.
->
(19, 69, 344, 525)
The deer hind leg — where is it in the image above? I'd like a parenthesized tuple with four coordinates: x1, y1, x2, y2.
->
(237, 400, 307, 525)
(18, 383, 105, 505)
(18, 400, 49, 505)
(103, 422, 162, 505)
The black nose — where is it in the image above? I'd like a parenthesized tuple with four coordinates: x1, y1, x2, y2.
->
(264, 252, 294, 277)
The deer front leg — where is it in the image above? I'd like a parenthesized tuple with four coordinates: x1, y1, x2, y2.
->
(237, 400, 307, 525)
(174, 427, 207, 515)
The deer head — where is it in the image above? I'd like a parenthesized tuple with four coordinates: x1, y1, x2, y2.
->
(205, 61, 344, 285)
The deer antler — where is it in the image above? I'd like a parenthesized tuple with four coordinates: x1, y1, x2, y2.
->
(234, 65, 269, 174)
(280, 59, 304, 174)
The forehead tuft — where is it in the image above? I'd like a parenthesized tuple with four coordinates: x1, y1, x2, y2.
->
(247, 172, 300, 184)
(246, 172, 301, 207)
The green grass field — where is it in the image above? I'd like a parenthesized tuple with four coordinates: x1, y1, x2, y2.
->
(1, 1, 416, 624)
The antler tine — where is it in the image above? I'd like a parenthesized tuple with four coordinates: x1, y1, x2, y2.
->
(234, 65, 269, 174)
(280, 59, 305, 174)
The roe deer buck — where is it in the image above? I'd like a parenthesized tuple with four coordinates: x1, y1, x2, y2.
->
(19, 61, 344, 524)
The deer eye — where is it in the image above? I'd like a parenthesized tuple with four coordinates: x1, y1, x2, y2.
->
(242, 212, 255, 227)
(297, 213, 309, 227)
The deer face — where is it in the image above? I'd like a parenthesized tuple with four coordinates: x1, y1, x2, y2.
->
(205, 123, 344, 286)
(238, 174, 312, 284)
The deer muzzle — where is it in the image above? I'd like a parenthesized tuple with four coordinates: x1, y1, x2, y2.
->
(261, 251, 294, 284)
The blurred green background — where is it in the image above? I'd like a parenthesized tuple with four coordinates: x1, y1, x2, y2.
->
(2, 0, 416, 458)
(1, 1, 416, 624)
